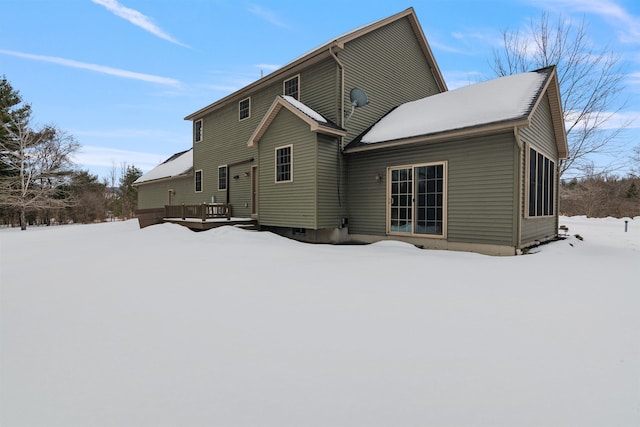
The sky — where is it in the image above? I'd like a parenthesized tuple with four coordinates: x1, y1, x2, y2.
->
(1, 0, 639, 181)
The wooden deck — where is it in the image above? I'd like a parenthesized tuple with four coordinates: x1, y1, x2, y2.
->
(162, 217, 258, 231)
(164, 203, 258, 231)
(136, 204, 258, 231)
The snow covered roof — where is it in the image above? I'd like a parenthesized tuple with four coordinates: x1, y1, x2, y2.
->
(282, 95, 327, 123)
(134, 149, 193, 184)
(348, 68, 553, 150)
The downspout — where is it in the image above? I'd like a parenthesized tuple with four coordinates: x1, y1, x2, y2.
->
(513, 127, 523, 250)
(329, 43, 345, 212)
(329, 43, 344, 128)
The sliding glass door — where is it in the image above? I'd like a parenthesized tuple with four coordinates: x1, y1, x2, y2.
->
(388, 163, 446, 237)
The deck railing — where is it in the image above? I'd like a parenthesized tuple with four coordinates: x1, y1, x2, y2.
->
(164, 203, 231, 221)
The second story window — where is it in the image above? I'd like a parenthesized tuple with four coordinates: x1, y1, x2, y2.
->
(239, 97, 250, 121)
(194, 119, 203, 143)
(283, 75, 299, 100)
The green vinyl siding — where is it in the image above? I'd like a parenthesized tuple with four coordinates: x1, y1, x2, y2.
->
(519, 94, 560, 244)
(258, 109, 317, 229)
(316, 134, 344, 228)
(136, 175, 194, 209)
(297, 58, 339, 124)
(339, 16, 442, 144)
(347, 132, 517, 246)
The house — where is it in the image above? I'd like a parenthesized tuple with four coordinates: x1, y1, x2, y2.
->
(135, 7, 568, 255)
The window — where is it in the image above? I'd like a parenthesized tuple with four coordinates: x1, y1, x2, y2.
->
(194, 119, 203, 143)
(283, 75, 299, 100)
(195, 169, 203, 192)
(388, 162, 447, 237)
(275, 145, 292, 182)
(218, 165, 227, 190)
(528, 148, 555, 217)
(239, 97, 251, 120)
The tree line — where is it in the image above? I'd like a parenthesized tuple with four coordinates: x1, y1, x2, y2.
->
(0, 76, 142, 229)
(560, 174, 640, 218)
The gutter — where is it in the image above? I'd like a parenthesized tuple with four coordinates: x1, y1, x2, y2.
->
(132, 170, 193, 187)
(344, 118, 530, 154)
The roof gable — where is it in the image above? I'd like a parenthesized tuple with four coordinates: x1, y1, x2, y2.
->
(185, 8, 445, 121)
(248, 96, 346, 147)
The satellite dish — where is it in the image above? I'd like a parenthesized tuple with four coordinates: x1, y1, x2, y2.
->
(345, 87, 369, 124)
(350, 88, 369, 107)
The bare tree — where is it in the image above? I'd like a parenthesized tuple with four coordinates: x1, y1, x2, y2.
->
(0, 115, 79, 229)
(491, 12, 628, 176)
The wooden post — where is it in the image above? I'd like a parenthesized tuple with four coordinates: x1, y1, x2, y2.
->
(201, 203, 207, 222)
(181, 204, 185, 220)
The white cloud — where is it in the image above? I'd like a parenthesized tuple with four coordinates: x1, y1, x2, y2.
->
(443, 70, 485, 89)
(72, 129, 176, 139)
(72, 145, 168, 172)
(629, 72, 640, 89)
(247, 4, 289, 29)
(0, 49, 181, 87)
(565, 110, 640, 130)
(532, 0, 640, 44)
(91, 0, 190, 48)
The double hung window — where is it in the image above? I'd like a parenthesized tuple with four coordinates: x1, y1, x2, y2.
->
(283, 75, 299, 100)
(239, 98, 250, 120)
(275, 145, 292, 183)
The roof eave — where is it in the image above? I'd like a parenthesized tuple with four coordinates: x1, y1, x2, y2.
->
(546, 68, 569, 159)
(133, 169, 194, 187)
(344, 119, 528, 153)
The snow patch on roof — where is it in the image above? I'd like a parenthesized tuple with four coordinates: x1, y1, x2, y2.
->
(361, 71, 548, 144)
(282, 95, 327, 123)
(134, 149, 193, 184)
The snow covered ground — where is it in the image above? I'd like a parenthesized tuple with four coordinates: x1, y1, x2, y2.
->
(1, 216, 638, 427)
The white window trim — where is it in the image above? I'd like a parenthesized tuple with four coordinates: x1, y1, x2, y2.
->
(385, 161, 448, 239)
(239, 97, 251, 121)
(194, 119, 203, 143)
(218, 165, 228, 191)
(525, 145, 556, 219)
(275, 144, 293, 183)
(195, 169, 203, 193)
(283, 74, 300, 100)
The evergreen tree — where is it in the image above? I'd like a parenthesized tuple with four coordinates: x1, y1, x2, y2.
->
(119, 164, 142, 219)
(0, 77, 79, 229)
(60, 170, 108, 223)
